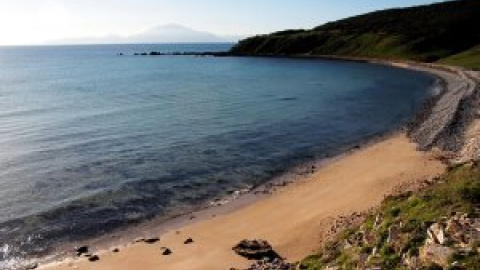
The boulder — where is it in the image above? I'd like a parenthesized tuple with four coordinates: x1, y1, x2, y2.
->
(144, 237, 160, 244)
(88, 255, 100, 262)
(75, 246, 89, 256)
(232, 239, 280, 260)
(420, 243, 453, 266)
(184, 238, 194, 244)
(427, 223, 447, 245)
(161, 247, 172, 255)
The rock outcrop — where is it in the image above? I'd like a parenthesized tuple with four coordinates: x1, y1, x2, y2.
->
(232, 240, 280, 260)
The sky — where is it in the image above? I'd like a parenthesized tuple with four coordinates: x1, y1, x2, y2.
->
(0, 0, 445, 45)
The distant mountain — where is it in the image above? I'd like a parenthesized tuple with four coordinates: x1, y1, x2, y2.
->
(230, 0, 480, 68)
(48, 24, 242, 45)
(128, 24, 226, 43)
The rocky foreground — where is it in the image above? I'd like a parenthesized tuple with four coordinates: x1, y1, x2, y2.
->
(294, 162, 480, 270)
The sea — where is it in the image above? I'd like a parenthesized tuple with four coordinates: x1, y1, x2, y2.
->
(0, 43, 435, 267)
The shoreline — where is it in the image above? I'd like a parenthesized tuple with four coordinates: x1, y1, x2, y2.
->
(28, 126, 401, 269)
(26, 58, 478, 270)
(39, 132, 446, 270)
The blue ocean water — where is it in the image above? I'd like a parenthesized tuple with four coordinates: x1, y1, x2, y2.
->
(0, 43, 434, 265)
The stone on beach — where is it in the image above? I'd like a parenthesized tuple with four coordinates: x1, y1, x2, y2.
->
(74, 246, 89, 256)
(144, 237, 160, 244)
(161, 247, 172, 255)
(75, 246, 88, 256)
(88, 255, 100, 262)
(232, 239, 280, 260)
(133, 237, 145, 243)
(184, 238, 194, 244)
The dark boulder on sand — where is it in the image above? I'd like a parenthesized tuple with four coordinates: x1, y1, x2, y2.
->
(144, 237, 160, 244)
(75, 245, 89, 256)
(161, 247, 172, 255)
(88, 255, 100, 262)
(232, 239, 280, 260)
(184, 238, 194, 244)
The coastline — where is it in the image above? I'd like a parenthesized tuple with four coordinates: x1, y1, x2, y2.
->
(39, 133, 445, 270)
(32, 59, 478, 270)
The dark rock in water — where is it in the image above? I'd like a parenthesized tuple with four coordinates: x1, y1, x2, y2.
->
(184, 238, 194, 244)
(88, 255, 100, 262)
(161, 247, 172, 255)
(144, 237, 160, 244)
(75, 245, 89, 256)
(280, 97, 298, 101)
(232, 239, 280, 260)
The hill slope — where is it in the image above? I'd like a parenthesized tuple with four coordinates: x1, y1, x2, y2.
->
(230, 0, 480, 67)
(439, 45, 480, 69)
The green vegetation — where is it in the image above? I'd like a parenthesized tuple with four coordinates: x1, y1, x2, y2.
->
(230, 0, 480, 69)
(439, 45, 480, 69)
(296, 163, 480, 269)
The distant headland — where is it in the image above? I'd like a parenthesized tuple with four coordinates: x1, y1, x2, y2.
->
(229, 0, 480, 69)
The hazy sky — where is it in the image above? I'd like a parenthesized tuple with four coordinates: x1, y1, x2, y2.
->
(0, 0, 444, 45)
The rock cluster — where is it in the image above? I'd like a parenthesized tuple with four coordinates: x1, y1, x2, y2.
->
(230, 240, 292, 270)
(230, 258, 292, 270)
(232, 239, 279, 260)
(306, 209, 479, 270)
(420, 212, 480, 266)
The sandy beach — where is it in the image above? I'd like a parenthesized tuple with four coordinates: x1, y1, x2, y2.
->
(36, 62, 479, 270)
(40, 133, 445, 270)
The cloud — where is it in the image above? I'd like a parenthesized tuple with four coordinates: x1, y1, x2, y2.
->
(0, 0, 76, 45)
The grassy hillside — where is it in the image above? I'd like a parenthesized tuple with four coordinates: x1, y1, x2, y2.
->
(230, 0, 480, 68)
(298, 163, 480, 270)
(439, 45, 480, 69)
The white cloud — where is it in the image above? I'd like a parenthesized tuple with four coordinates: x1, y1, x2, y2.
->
(0, 0, 75, 45)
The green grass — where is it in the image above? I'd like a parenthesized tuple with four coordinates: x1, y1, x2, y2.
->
(296, 163, 480, 270)
(231, 0, 480, 68)
(439, 45, 480, 69)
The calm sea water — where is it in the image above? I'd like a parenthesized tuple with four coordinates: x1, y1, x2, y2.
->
(0, 43, 434, 266)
